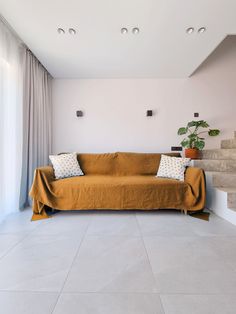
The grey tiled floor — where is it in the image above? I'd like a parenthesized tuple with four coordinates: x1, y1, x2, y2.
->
(0, 208, 236, 314)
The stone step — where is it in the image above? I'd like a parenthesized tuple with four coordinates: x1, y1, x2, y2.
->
(201, 149, 236, 160)
(218, 188, 236, 210)
(193, 159, 236, 172)
(221, 138, 236, 149)
(205, 173, 236, 224)
(228, 192, 236, 210)
(210, 172, 236, 188)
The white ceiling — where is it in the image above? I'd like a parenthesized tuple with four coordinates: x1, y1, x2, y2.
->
(0, 0, 236, 78)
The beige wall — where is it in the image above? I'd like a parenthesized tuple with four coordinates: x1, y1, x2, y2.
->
(52, 36, 236, 154)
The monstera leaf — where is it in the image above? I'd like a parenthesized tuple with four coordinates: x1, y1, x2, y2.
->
(177, 127, 187, 135)
(187, 121, 197, 128)
(177, 120, 220, 150)
(208, 129, 220, 136)
(198, 120, 209, 128)
(180, 139, 190, 148)
(194, 140, 205, 150)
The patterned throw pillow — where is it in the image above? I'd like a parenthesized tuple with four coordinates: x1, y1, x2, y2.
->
(156, 155, 191, 181)
(49, 152, 84, 179)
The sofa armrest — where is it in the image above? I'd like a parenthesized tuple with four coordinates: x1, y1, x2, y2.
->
(36, 166, 54, 182)
(29, 166, 54, 220)
(184, 166, 206, 211)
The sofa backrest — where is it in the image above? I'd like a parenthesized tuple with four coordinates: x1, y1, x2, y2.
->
(77, 153, 118, 175)
(116, 152, 180, 175)
(77, 152, 180, 176)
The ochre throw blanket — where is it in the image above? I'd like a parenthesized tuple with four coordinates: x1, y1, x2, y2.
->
(29, 152, 206, 220)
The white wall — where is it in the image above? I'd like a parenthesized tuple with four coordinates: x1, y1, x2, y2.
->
(52, 36, 236, 154)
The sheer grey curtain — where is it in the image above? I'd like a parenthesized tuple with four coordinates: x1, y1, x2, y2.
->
(20, 49, 52, 208)
(0, 18, 24, 219)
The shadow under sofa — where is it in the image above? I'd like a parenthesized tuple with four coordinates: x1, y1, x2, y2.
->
(29, 152, 206, 221)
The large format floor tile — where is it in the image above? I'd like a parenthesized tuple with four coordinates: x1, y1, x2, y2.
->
(187, 214, 236, 236)
(63, 236, 157, 293)
(161, 294, 236, 314)
(33, 211, 91, 237)
(144, 236, 236, 293)
(87, 212, 141, 236)
(1, 209, 236, 313)
(0, 291, 58, 314)
(136, 211, 198, 237)
(206, 236, 236, 272)
(53, 293, 164, 314)
(136, 210, 236, 237)
(0, 234, 25, 259)
(0, 234, 82, 292)
(0, 208, 44, 235)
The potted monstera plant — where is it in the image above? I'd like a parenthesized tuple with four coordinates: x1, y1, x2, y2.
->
(177, 120, 220, 159)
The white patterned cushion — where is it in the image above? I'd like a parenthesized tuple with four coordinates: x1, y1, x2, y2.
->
(156, 155, 191, 181)
(49, 153, 84, 179)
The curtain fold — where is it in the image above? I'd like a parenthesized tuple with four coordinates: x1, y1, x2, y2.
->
(20, 50, 52, 208)
(0, 19, 24, 220)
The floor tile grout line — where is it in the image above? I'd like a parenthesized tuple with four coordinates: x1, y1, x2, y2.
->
(134, 215, 168, 314)
(0, 232, 32, 262)
(0, 211, 59, 262)
(50, 216, 93, 314)
(159, 294, 166, 314)
(1, 289, 236, 295)
(0, 290, 58, 294)
(134, 213, 162, 298)
(137, 212, 236, 297)
(0, 210, 52, 261)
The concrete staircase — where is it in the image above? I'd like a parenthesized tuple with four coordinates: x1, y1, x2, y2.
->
(192, 132, 236, 224)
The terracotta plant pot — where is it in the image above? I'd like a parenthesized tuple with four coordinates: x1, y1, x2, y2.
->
(184, 148, 200, 159)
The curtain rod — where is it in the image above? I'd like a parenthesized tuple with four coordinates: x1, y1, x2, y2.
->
(0, 13, 27, 48)
(0, 13, 53, 77)
(26, 48, 53, 78)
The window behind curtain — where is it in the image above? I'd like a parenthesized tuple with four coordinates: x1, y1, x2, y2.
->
(0, 19, 24, 220)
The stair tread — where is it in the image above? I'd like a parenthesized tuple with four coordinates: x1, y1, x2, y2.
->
(209, 171, 236, 176)
(203, 148, 236, 152)
(196, 159, 236, 162)
(217, 187, 236, 193)
(194, 159, 236, 164)
(205, 171, 236, 178)
(221, 138, 236, 148)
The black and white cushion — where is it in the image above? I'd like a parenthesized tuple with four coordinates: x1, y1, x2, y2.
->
(49, 152, 84, 179)
(156, 155, 191, 181)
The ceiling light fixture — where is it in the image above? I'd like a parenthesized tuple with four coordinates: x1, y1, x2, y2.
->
(69, 28, 76, 35)
(198, 27, 206, 33)
(186, 27, 194, 34)
(57, 28, 65, 34)
(121, 27, 128, 34)
(132, 27, 140, 34)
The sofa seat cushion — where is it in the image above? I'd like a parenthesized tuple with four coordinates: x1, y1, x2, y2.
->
(49, 175, 188, 210)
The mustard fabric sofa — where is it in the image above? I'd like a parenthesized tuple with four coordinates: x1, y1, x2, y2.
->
(30, 152, 206, 220)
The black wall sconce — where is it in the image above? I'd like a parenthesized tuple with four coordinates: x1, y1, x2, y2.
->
(146, 110, 153, 117)
(76, 110, 83, 117)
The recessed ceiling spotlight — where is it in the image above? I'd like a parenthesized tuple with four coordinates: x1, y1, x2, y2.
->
(132, 27, 140, 34)
(121, 27, 128, 34)
(69, 28, 76, 35)
(198, 27, 206, 33)
(186, 27, 194, 34)
(57, 28, 65, 34)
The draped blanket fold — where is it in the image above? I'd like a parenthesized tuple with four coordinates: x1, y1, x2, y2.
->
(29, 153, 206, 221)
